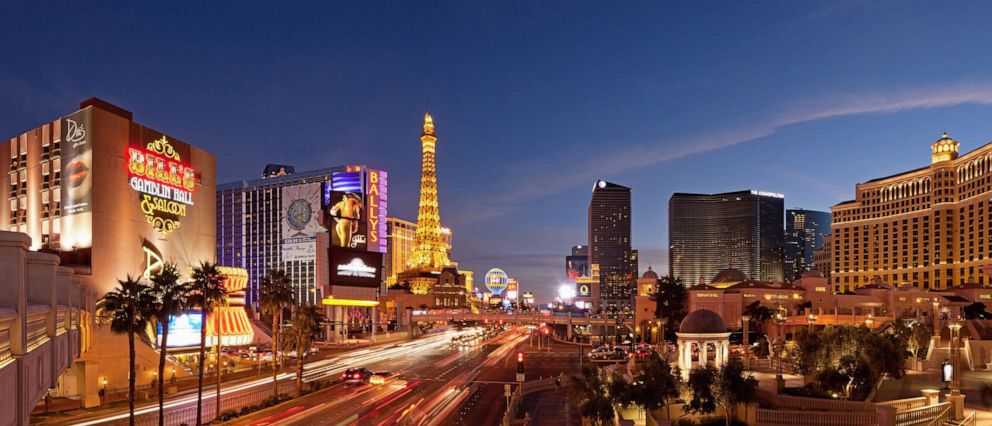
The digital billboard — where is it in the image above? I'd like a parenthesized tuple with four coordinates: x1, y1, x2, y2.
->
(60, 108, 93, 250)
(367, 169, 388, 253)
(157, 311, 203, 348)
(329, 249, 383, 287)
(325, 171, 367, 251)
(577, 283, 592, 297)
(281, 183, 322, 262)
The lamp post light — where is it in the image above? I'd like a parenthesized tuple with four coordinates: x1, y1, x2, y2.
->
(740, 314, 751, 369)
(947, 317, 965, 395)
(865, 313, 874, 329)
(773, 312, 787, 393)
(932, 299, 941, 339)
(806, 313, 817, 333)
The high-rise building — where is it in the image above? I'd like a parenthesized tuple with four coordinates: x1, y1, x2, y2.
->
(813, 233, 832, 279)
(218, 165, 388, 305)
(784, 209, 831, 281)
(384, 216, 452, 285)
(669, 190, 785, 287)
(218, 167, 341, 305)
(588, 180, 633, 314)
(566, 244, 589, 280)
(830, 133, 992, 291)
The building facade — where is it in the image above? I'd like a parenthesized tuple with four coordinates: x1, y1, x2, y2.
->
(812, 233, 832, 279)
(385, 217, 451, 286)
(217, 166, 343, 305)
(669, 190, 785, 287)
(830, 133, 992, 291)
(784, 208, 831, 282)
(1, 98, 218, 407)
(588, 180, 634, 315)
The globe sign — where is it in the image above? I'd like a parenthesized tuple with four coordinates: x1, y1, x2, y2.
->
(484, 268, 509, 295)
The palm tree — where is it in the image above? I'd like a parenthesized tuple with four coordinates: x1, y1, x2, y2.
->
(258, 269, 294, 397)
(280, 304, 326, 396)
(190, 261, 226, 425)
(148, 263, 190, 426)
(102, 276, 155, 426)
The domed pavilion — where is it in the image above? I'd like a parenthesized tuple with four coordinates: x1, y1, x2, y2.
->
(676, 308, 731, 379)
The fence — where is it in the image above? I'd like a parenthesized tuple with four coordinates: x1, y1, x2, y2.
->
(894, 402, 950, 426)
(106, 380, 296, 426)
(757, 387, 878, 412)
(755, 408, 880, 426)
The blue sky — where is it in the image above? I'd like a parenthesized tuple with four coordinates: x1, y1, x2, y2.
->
(5, 2, 992, 301)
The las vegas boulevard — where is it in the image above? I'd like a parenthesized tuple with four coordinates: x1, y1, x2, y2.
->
(7, 3, 992, 426)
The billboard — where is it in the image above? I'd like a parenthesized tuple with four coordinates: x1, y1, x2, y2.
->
(325, 171, 367, 250)
(157, 311, 203, 348)
(367, 169, 388, 253)
(60, 108, 93, 250)
(329, 249, 383, 287)
(127, 130, 196, 236)
(281, 183, 322, 262)
(577, 283, 592, 297)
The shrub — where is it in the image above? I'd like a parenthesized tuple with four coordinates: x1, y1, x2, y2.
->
(218, 409, 239, 421)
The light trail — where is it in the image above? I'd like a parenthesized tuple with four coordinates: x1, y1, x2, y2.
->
(72, 329, 479, 426)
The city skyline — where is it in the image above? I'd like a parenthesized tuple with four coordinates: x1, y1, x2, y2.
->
(8, 3, 992, 300)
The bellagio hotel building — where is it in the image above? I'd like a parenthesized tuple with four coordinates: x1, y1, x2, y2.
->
(831, 133, 992, 292)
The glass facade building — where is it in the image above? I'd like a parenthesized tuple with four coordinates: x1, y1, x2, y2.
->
(669, 190, 785, 287)
(217, 166, 345, 306)
(588, 180, 633, 314)
(784, 208, 831, 282)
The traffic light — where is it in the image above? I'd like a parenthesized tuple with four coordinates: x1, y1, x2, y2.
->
(517, 352, 524, 363)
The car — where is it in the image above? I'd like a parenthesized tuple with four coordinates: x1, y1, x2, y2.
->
(368, 371, 393, 385)
(342, 368, 374, 382)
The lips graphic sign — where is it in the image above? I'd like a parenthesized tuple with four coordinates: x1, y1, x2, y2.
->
(60, 108, 93, 250)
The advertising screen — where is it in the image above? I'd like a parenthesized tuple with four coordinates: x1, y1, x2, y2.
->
(281, 183, 322, 262)
(329, 249, 383, 287)
(325, 172, 367, 251)
(60, 108, 93, 251)
(157, 311, 203, 348)
(577, 283, 592, 297)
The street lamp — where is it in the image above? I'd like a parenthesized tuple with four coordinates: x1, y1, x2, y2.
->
(773, 311, 787, 392)
(865, 313, 874, 329)
(932, 299, 941, 339)
(947, 316, 965, 395)
(740, 314, 751, 369)
(807, 313, 817, 333)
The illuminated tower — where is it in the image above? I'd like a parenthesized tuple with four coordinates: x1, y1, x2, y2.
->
(408, 112, 451, 271)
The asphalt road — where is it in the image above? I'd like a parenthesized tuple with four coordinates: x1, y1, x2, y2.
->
(233, 328, 533, 426)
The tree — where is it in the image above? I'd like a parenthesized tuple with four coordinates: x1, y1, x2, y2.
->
(148, 263, 190, 426)
(684, 365, 717, 416)
(964, 302, 990, 320)
(629, 353, 682, 419)
(280, 304, 325, 396)
(569, 365, 615, 425)
(258, 269, 294, 397)
(653, 275, 687, 328)
(715, 358, 758, 426)
(102, 276, 155, 426)
(742, 301, 773, 333)
(190, 261, 227, 425)
(788, 329, 822, 377)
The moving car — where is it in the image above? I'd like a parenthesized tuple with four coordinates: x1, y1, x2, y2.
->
(342, 368, 374, 382)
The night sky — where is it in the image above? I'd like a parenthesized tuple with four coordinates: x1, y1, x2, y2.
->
(5, 2, 992, 302)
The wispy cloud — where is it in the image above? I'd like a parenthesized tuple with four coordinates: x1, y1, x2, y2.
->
(452, 81, 992, 225)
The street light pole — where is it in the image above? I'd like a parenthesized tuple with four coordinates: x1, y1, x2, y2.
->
(946, 316, 966, 421)
(740, 314, 751, 369)
(773, 312, 787, 394)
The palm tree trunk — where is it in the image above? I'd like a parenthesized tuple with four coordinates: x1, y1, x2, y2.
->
(296, 354, 303, 397)
(272, 315, 278, 398)
(158, 320, 169, 426)
(128, 330, 136, 426)
(215, 309, 222, 420)
(196, 310, 207, 426)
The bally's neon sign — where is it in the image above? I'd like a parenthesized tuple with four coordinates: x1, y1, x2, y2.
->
(127, 136, 196, 235)
(368, 170, 381, 245)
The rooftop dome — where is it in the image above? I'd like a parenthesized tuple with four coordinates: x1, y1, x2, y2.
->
(679, 309, 728, 334)
(642, 266, 659, 279)
(712, 267, 747, 284)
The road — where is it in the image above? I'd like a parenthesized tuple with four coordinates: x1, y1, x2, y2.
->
(236, 327, 532, 426)
(52, 329, 482, 426)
